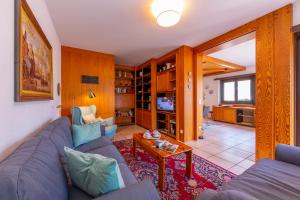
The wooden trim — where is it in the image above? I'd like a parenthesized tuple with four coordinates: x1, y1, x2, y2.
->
(293, 24, 300, 33)
(194, 23, 256, 53)
(215, 73, 256, 81)
(203, 32, 256, 55)
(295, 32, 300, 146)
(202, 55, 246, 76)
(193, 4, 293, 160)
(61, 46, 114, 57)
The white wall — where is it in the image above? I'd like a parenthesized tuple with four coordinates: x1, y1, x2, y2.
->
(0, 0, 61, 160)
(203, 66, 256, 110)
(294, 1, 300, 26)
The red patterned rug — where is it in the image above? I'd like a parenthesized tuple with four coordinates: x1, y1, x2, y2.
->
(114, 139, 235, 200)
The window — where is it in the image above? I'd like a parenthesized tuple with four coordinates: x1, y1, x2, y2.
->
(220, 75, 255, 104)
(223, 81, 235, 101)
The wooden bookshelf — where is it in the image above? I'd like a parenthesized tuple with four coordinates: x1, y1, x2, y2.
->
(135, 59, 157, 129)
(156, 46, 194, 142)
(115, 65, 135, 126)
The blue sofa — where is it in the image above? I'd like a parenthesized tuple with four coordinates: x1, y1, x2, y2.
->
(0, 117, 160, 200)
(197, 144, 300, 200)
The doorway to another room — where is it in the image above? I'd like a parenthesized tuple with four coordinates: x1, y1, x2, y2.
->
(188, 33, 256, 175)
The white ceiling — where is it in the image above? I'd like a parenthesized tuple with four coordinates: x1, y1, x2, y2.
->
(209, 39, 256, 68)
(45, 0, 296, 65)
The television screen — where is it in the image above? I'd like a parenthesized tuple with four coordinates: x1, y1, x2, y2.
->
(157, 97, 174, 111)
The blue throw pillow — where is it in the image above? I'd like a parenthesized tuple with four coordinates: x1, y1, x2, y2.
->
(72, 122, 102, 147)
(64, 147, 125, 197)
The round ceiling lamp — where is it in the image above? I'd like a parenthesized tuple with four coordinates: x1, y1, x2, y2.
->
(152, 0, 184, 27)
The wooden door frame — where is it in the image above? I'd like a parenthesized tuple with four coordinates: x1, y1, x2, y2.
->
(193, 5, 293, 160)
(294, 28, 300, 146)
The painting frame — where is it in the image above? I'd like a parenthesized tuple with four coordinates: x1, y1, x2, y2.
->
(15, 0, 53, 102)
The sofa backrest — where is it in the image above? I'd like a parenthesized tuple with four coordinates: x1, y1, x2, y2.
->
(38, 117, 74, 156)
(0, 117, 73, 200)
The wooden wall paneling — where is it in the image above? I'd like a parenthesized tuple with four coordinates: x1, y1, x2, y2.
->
(176, 50, 184, 141)
(273, 6, 293, 146)
(182, 46, 194, 141)
(61, 46, 115, 119)
(151, 60, 157, 128)
(296, 32, 300, 146)
(193, 5, 293, 160)
(193, 53, 204, 139)
(255, 13, 275, 159)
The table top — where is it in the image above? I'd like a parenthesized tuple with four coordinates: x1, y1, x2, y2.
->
(133, 133, 192, 158)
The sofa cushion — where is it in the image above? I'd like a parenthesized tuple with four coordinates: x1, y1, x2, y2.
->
(75, 136, 112, 153)
(221, 159, 300, 200)
(0, 136, 68, 200)
(119, 163, 138, 186)
(211, 190, 258, 200)
(70, 187, 92, 200)
(88, 145, 125, 164)
(68, 165, 138, 200)
(196, 189, 218, 200)
(64, 147, 125, 197)
(38, 117, 73, 156)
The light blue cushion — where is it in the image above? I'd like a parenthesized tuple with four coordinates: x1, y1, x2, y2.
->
(64, 147, 125, 197)
(101, 117, 114, 126)
(72, 122, 102, 147)
(104, 125, 118, 138)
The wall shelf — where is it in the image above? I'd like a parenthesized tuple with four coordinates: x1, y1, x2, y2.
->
(115, 65, 136, 126)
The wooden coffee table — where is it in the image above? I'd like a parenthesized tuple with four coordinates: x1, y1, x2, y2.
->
(132, 133, 193, 190)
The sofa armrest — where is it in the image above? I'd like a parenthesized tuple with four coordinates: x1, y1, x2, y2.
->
(276, 144, 300, 166)
(93, 180, 160, 200)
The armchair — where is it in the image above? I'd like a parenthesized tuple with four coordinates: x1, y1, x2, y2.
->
(71, 105, 117, 139)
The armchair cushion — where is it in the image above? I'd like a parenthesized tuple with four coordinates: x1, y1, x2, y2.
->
(71, 105, 117, 138)
(276, 144, 300, 166)
(72, 122, 102, 147)
(101, 125, 118, 139)
(82, 114, 97, 124)
(100, 117, 114, 126)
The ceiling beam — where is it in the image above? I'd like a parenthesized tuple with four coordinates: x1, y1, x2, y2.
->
(202, 55, 246, 77)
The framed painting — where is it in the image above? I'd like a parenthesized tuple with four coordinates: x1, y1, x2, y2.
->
(15, 0, 53, 101)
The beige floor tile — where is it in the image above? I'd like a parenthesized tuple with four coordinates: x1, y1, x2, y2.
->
(246, 154, 256, 162)
(215, 151, 245, 164)
(193, 149, 212, 159)
(207, 156, 236, 169)
(222, 147, 253, 158)
(235, 144, 255, 153)
(201, 144, 229, 155)
(230, 165, 247, 175)
(237, 159, 255, 169)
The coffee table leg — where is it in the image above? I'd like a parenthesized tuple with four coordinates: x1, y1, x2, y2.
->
(158, 158, 165, 190)
(185, 151, 192, 177)
(133, 139, 136, 157)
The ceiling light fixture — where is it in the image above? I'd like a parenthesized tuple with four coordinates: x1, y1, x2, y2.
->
(152, 0, 184, 27)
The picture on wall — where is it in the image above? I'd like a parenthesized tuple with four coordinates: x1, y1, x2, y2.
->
(15, 0, 53, 101)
